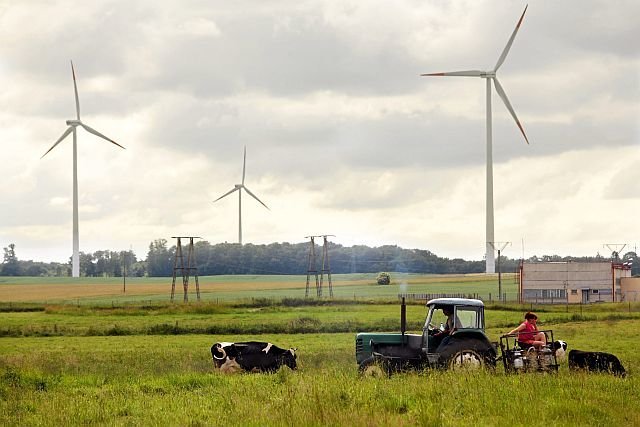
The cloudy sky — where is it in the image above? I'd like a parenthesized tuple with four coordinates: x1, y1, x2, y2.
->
(1, 0, 638, 264)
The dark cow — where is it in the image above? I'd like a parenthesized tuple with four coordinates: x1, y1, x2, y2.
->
(568, 349, 626, 377)
(211, 341, 297, 373)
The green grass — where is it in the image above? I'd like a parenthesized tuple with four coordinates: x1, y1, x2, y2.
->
(1, 324, 639, 426)
(1, 275, 639, 425)
(1, 300, 640, 338)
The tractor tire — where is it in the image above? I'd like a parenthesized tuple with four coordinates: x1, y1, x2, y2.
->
(439, 338, 496, 371)
(358, 357, 388, 377)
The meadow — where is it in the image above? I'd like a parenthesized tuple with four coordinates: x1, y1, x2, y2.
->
(0, 273, 515, 304)
(1, 274, 639, 426)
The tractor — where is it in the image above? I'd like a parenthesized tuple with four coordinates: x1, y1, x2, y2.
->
(355, 297, 497, 375)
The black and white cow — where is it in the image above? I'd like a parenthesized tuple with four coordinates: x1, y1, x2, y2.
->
(568, 349, 626, 377)
(551, 340, 568, 361)
(211, 341, 297, 373)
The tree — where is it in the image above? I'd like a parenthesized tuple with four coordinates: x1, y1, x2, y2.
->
(2, 243, 20, 276)
(79, 252, 96, 277)
(147, 239, 173, 277)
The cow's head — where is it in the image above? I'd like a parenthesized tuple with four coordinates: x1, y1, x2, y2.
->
(280, 348, 298, 370)
(211, 342, 236, 367)
(552, 340, 568, 360)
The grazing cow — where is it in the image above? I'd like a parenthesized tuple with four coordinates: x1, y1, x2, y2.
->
(211, 341, 297, 373)
(551, 340, 568, 361)
(568, 349, 626, 377)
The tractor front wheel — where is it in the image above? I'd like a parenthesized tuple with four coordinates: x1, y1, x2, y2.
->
(358, 357, 388, 377)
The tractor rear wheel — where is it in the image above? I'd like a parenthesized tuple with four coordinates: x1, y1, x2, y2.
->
(439, 338, 495, 371)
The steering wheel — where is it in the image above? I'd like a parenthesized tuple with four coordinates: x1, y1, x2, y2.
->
(427, 324, 440, 336)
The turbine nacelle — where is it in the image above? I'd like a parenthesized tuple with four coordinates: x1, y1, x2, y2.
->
(481, 71, 496, 78)
(66, 119, 81, 126)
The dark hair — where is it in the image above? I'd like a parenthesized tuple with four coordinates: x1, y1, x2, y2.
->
(524, 312, 538, 320)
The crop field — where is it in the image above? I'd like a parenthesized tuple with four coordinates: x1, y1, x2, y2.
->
(0, 273, 515, 304)
(1, 275, 639, 426)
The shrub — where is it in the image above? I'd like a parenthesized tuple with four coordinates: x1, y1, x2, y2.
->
(376, 272, 391, 285)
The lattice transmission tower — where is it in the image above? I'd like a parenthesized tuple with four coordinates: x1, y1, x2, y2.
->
(170, 236, 201, 302)
(305, 236, 319, 297)
(319, 235, 335, 298)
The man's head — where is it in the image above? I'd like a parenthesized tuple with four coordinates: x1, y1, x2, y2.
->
(442, 307, 453, 316)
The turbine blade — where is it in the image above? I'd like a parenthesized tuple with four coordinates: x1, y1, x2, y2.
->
(213, 187, 239, 203)
(41, 126, 73, 158)
(71, 60, 80, 120)
(494, 5, 528, 72)
(242, 146, 246, 185)
(80, 123, 125, 149)
(493, 77, 529, 144)
(421, 70, 483, 77)
(243, 186, 270, 210)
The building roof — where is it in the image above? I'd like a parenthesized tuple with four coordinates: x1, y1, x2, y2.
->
(426, 297, 484, 308)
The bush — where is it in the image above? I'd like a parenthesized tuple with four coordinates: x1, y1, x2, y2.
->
(376, 272, 391, 285)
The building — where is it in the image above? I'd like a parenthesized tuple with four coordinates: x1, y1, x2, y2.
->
(621, 277, 640, 302)
(518, 261, 632, 304)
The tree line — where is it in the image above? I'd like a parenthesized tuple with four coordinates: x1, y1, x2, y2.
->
(2, 240, 638, 277)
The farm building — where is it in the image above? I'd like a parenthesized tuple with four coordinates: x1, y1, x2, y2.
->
(621, 277, 640, 302)
(518, 261, 632, 304)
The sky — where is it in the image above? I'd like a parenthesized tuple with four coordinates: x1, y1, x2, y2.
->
(0, 0, 638, 264)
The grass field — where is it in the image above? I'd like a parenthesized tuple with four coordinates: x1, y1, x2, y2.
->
(0, 273, 516, 304)
(1, 274, 638, 426)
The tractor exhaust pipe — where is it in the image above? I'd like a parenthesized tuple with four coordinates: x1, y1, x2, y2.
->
(400, 297, 406, 345)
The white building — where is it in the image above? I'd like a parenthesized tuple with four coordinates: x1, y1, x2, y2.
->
(518, 261, 632, 304)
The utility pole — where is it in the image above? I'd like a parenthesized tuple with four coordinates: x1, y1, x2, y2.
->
(604, 243, 626, 261)
(123, 250, 126, 294)
(489, 241, 511, 302)
(305, 236, 320, 297)
(319, 235, 335, 298)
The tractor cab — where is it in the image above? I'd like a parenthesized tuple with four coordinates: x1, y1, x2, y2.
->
(423, 298, 486, 353)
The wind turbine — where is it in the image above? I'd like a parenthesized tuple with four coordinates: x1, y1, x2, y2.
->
(421, 5, 530, 274)
(41, 61, 125, 278)
(213, 146, 270, 244)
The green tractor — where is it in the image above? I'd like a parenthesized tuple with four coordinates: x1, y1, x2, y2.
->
(355, 297, 497, 375)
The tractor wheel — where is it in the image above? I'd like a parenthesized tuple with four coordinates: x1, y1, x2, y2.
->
(439, 338, 495, 371)
(358, 357, 387, 377)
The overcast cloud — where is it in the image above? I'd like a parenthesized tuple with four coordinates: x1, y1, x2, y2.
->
(0, 0, 638, 263)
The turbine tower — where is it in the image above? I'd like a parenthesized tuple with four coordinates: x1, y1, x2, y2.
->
(213, 146, 269, 244)
(421, 5, 530, 274)
(41, 61, 125, 278)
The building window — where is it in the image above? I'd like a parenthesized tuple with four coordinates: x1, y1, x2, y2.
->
(592, 289, 599, 294)
(571, 289, 578, 295)
(523, 289, 566, 299)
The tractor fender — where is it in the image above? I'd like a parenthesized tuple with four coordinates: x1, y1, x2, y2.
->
(450, 330, 496, 352)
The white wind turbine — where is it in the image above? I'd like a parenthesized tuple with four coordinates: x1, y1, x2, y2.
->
(213, 146, 270, 244)
(422, 5, 530, 274)
(41, 61, 125, 278)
